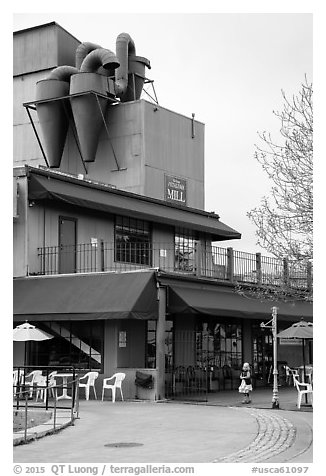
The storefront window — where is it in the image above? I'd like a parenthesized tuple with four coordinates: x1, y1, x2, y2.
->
(165, 320, 174, 371)
(195, 321, 242, 370)
(115, 216, 151, 265)
(146, 321, 156, 368)
(252, 323, 273, 384)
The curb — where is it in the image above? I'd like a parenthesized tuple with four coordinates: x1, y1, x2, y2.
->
(13, 410, 76, 446)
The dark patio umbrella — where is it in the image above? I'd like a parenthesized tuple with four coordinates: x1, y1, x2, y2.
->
(277, 319, 313, 383)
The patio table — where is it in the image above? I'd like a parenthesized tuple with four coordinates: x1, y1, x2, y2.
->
(55, 373, 74, 400)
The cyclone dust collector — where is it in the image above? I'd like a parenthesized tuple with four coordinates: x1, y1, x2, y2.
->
(34, 33, 151, 168)
(35, 66, 77, 168)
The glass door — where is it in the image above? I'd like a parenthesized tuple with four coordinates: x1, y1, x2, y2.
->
(252, 323, 273, 386)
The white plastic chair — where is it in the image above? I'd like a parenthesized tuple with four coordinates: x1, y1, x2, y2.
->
(78, 371, 99, 400)
(102, 373, 125, 402)
(35, 375, 47, 402)
(13, 369, 26, 396)
(35, 371, 57, 402)
(13, 370, 19, 396)
(25, 370, 43, 398)
(293, 375, 313, 409)
(285, 366, 299, 386)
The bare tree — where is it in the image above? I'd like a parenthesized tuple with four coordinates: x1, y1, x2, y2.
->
(248, 79, 313, 263)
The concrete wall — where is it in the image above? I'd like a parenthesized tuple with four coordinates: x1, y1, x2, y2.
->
(143, 102, 205, 209)
(100, 320, 157, 401)
(13, 174, 28, 277)
(59, 100, 205, 209)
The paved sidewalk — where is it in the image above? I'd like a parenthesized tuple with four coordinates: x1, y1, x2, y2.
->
(175, 385, 313, 411)
(13, 387, 313, 464)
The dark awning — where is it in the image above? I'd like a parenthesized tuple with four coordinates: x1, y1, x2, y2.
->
(167, 284, 313, 321)
(27, 169, 241, 241)
(13, 271, 158, 321)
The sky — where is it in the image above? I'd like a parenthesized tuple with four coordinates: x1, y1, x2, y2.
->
(11, 11, 313, 256)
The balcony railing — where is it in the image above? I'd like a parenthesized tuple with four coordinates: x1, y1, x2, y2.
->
(36, 242, 312, 291)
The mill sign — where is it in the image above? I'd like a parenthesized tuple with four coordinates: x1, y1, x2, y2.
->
(165, 175, 187, 205)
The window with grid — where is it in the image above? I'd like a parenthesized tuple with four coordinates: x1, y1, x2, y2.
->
(30, 321, 104, 371)
(146, 321, 157, 368)
(195, 321, 242, 370)
(115, 216, 151, 265)
(174, 228, 197, 272)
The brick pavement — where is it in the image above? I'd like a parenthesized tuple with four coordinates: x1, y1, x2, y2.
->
(213, 408, 296, 463)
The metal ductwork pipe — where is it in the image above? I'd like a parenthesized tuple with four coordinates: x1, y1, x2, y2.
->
(123, 55, 151, 102)
(35, 66, 78, 168)
(70, 49, 120, 163)
(115, 32, 150, 102)
(75, 42, 102, 70)
(80, 48, 120, 72)
(115, 33, 136, 99)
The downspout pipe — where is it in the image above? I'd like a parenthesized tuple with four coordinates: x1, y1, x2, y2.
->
(79, 48, 120, 73)
(115, 33, 136, 98)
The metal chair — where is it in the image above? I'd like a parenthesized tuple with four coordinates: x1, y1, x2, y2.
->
(78, 371, 99, 400)
(293, 375, 313, 409)
(102, 373, 125, 402)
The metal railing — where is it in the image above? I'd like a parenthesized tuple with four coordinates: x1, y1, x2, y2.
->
(36, 242, 312, 291)
(13, 366, 80, 444)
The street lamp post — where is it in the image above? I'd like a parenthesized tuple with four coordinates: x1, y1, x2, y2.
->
(260, 306, 279, 409)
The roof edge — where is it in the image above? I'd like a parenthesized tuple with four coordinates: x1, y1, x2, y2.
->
(24, 165, 239, 225)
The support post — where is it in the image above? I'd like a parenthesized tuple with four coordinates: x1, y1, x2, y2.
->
(256, 252, 262, 285)
(155, 285, 166, 400)
(195, 241, 202, 277)
(272, 306, 279, 409)
(261, 307, 279, 409)
(227, 247, 234, 282)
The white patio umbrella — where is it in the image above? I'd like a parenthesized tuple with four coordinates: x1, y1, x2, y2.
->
(13, 321, 54, 368)
(13, 321, 54, 341)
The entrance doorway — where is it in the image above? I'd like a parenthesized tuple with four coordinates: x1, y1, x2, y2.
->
(58, 216, 77, 274)
(252, 324, 273, 386)
(165, 320, 243, 401)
